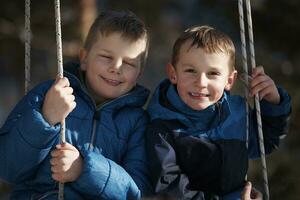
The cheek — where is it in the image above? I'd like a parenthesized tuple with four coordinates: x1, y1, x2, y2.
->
(91, 57, 108, 68)
(176, 83, 188, 97)
(176, 74, 191, 84)
(84, 61, 96, 71)
(210, 82, 226, 95)
(124, 69, 140, 83)
(181, 76, 195, 87)
(177, 75, 192, 88)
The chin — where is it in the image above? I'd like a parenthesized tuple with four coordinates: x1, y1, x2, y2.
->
(193, 104, 210, 111)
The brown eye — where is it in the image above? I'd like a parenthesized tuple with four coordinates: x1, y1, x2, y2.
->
(185, 69, 196, 73)
(99, 55, 112, 60)
(124, 61, 136, 68)
(208, 71, 220, 76)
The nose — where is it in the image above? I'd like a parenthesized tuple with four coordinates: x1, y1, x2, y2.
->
(195, 73, 207, 87)
(108, 59, 122, 74)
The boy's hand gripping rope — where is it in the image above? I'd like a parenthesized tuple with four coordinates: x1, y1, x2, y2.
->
(238, 0, 270, 199)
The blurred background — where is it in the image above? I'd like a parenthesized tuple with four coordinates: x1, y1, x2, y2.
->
(0, 0, 299, 199)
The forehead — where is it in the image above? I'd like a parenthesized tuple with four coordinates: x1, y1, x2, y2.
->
(92, 32, 147, 58)
(178, 40, 231, 70)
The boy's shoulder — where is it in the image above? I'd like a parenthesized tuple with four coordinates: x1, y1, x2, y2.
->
(226, 92, 244, 101)
(111, 107, 149, 140)
(106, 84, 150, 111)
(220, 93, 247, 122)
(115, 106, 149, 126)
(25, 79, 55, 98)
(19, 80, 55, 105)
(226, 93, 245, 109)
(147, 118, 183, 136)
(117, 105, 147, 116)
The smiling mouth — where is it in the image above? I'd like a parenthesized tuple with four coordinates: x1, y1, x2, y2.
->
(189, 92, 210, 98)
(101, 76, 122, 86)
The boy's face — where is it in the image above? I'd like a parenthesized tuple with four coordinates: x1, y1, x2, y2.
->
(80, 32, 146, 102)
(168, 40, 237, 111)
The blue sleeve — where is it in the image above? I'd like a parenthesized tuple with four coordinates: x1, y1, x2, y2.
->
(0, 81, 60, 183)
(248, 86, 291, 158)
(72, 145, 140, 200)
(221, 187, 243, 200)
(72, 113, 151, 199)
(260, 86, 291, 116)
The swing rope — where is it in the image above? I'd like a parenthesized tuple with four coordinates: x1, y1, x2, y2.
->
(238, 0, 269, 199)
(238, 0, 250, 148)
(25, 0, 31, 94)
(54, 0, 66, 199)
(25, 1, 66, 198)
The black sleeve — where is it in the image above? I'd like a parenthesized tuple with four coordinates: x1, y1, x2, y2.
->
(145, 120, 206, 200)
(261, 113, 290, 154)
(253, 87, 292, 155)
(249, 109, 291, 156)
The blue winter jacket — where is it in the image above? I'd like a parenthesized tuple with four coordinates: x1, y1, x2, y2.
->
(146, 79, 291, 200)
(0, 62, 152, 199)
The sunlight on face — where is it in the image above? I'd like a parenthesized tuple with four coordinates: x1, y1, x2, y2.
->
(80, 32, 147, 103)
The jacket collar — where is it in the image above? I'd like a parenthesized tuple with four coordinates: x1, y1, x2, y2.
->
(148, 79, 231, 132)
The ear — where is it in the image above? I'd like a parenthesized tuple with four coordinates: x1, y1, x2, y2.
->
(225, 70, 237, 91)
(166, 63, 177, 84)
(79, 48, 87, 70)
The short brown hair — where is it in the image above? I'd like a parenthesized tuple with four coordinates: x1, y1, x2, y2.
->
(172, 25, 235, 71)
(84, 10, 149, 66)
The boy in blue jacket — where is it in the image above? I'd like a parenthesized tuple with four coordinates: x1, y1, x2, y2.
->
(0, 10, 152, 199)
(146, 25, 291, 199)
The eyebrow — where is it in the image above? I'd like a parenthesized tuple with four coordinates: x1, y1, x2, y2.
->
(182, 63, 195, 68)
(98, 49, 139, 62)
(98, 49, 112, 54)
(208, 67, 222, 71)
(182, 63, 221, 71)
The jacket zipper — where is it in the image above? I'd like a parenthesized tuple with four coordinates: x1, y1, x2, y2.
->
(87, 92, 134, 150)
(88, 117, 98, 151)
(65, 70, 134, 150)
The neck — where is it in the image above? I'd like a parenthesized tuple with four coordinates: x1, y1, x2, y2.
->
(84, 76, 109, 106)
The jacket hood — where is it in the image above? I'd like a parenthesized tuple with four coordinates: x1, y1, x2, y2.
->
(147, 79, 231, 132)
(63, 61, 150, 111)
